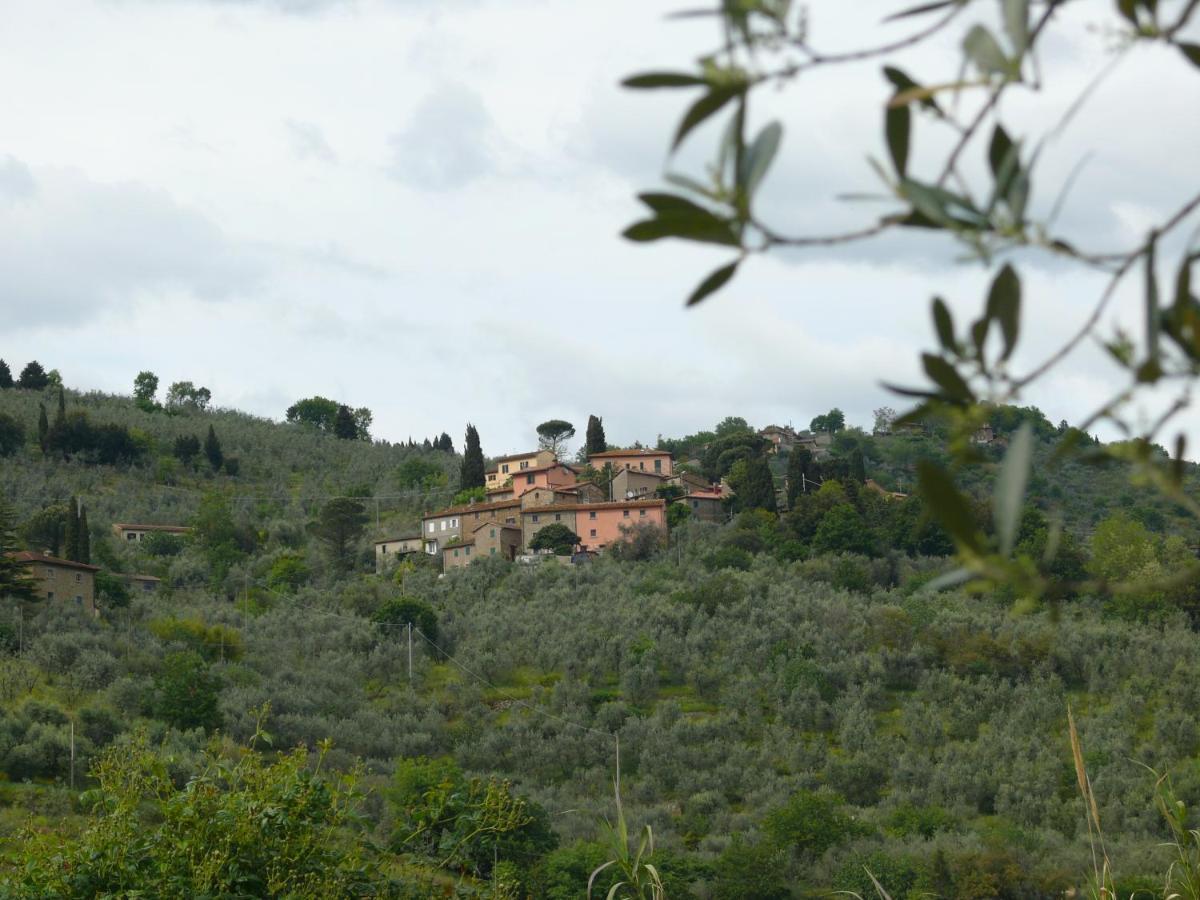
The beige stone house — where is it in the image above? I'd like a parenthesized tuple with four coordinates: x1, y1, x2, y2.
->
(11, 551, 99, 614)
(374, 534, 422, 572)
(443, 522, 522, 569)
(111, 523, 191, 544)
(484, 450, 556, 489)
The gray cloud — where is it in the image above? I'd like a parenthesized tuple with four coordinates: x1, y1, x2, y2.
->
(387, 83, 495, 191)
(0, 163, 262, 329)
(285, 119, 337, 163)
(0, 156, 36, 203)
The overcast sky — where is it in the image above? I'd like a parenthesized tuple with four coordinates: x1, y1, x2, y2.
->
(2, 0, 1198, 457)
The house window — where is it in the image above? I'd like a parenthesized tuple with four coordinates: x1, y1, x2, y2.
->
(127, 532, 137, 541)
(520, 461, 529, 469)
(623, 510, 630, 518)
(490, 547, 496, 555)
(451, 518, 458, 527)
(505, 516, 516, 524)
(639, 462, 645, 470)
(381, 545, 388, 554)
(502, 464, 509, 474)
(490, 529, 496, 538)
(428, 522, 435, 533)
(639, 510, 647, 517)
(47, 591, 54, 600)
(589, 511, 597, 520)
(554, 513, 561, 521)
(440, 521, 447, 531)
(465, 546, 471, 556)
(75, 573, 82, 583)
(532, 514, 540, 523)
(654, 459, 662, 472)
(75, 595, 82, 604)
(526, 474, 534, 484)
(590, 529, 597, 538)
(692, 500, 699, 508)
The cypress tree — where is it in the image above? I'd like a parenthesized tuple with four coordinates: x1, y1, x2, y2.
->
(333, 405, 357, 440)
(585, 415, 607, 456)
(55, 388, 66, 426)
(64, 496, 79, 562)
(77, 503, 90, 565)
(205, 425, 224, 472)
(460, 424, 485, 490)
(0, 359, 11, 389)
(739, 453, 777, 513)
(786, 447, 814, 508)
(850, 448, 867, 484)
(0, 497, 37, 601)
(37, 403, 48, 454)
(439, 432, 454, 452)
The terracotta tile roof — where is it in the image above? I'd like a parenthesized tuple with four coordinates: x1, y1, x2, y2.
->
(10, 551, 101, 572)
(374, 534, 421, 545)
(443, 538, 476, 551)
(522, 499, 667, 514)
(112, 523, 190, 533)
(471, 521, 521, 534)
(487, 450, 551, 464)
(425, 498, 522, 519)
(587, 449, 671, 459)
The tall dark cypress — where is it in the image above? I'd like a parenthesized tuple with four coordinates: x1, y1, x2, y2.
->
(77, 503, 90, 564)
(585, 415, 607, 456)
(333, 405, 357, 440)
(63, 496, 79, 562)
(0, 359, 12, 389)
(739, 453, 777, 513)
(460, 424, 485, 489)
(205, 425, 224, 472)
(850, 448, 867, 484)
(786, 447, 813, 508)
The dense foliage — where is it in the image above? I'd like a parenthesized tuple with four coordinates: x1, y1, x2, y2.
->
(1, 386, 1199, 895)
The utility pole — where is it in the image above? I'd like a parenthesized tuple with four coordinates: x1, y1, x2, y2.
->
(69, 719, 75, 791)
(407, 623, 413, 683)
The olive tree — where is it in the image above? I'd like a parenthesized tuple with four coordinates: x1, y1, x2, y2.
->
(622, 0, 1200, 602)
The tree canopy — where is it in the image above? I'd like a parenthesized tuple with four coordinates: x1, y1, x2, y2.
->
(536, 419, 575, 457)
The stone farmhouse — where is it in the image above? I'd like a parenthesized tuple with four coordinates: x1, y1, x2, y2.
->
(10, 551, 100, 614)
(111, 523, 191, 544)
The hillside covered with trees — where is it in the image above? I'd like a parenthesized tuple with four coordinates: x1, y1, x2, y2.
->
(1, 369, 1199, 897)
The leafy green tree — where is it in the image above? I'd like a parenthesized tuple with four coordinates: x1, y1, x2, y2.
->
(460, 423, 485, 489)
(16, 361, 49, 390)
(22, 504, 67, 556)
(153, 651, 221, 732)
(666, 502, 692, 529)
(396, 456, 447, 490)
(536, 419, 575, 457)
(267, 552, 310, 593)
(390, 756, 557, 878)
(286, 396, 340, 430)
(372, 596, 438, 642)
(204, 425, 223, 471)
(1088, 513, 1157, 584)
(530, 523, 581, 555)
(173, 434, 200, 468)
(763, 790, 866, 859)
(353, 407, 373, 440)
(714, 416, 752, 437)
(36, 403, 47, 453)
(0, 412, 22, 457)
(133, 370, 158, 410)
(701, 431, 768, 481)
(312, 498, 367, 573)
(0, 359, 11, 388)
(5, 727, 387, 897)
(810, 408, 846, 434)
(95, 571, 131, 609)
(585, 414, 607, 455)
(191, 493, 248, 585)
(813, 503, 875, 556)
(165, 381, 211, 411)
(334, 404, 358, 440)
(452, 486, 486, 505)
